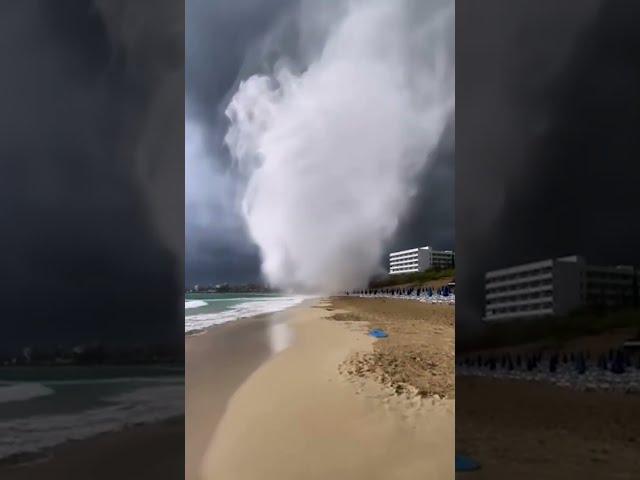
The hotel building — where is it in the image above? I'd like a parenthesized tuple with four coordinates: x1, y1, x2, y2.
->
(389, 246, 455, 275)
(484, 255, 639, 322)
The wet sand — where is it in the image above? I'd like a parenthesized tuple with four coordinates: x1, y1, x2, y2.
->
(200, 299, 454, 480)
(1, 417, 184, 480)
(1, 310, 287, 480)
(186, 312, 291, 480)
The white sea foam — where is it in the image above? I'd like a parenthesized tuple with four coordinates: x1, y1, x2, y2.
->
(185, 299, 208, 309)
(0, 381, 183, 461)
(0, 383, 54, 404)
(38, 377, 183, 386)
(184, 295, 311, 332)
(187, 297, 278, 303)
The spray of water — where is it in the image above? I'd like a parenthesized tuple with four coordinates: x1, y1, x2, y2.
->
(224, 0, 453, 293)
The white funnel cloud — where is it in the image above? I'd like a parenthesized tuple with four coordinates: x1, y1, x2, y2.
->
(224, 0, 453, 293)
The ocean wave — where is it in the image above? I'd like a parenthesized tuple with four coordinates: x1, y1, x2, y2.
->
(40, 377, 183, 386)
(185, 299, 208, 309)
(0, 383, 54, 404)
(0, 382, 183, 461)
(187, 296, 277, 302)
(184, 295, 312, 332)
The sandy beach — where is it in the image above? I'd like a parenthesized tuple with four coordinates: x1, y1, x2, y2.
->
(189, 297, 454, 480)
(456, 376, 640, 479)
(456, 327, 640, 479)
(332, 297, 454, 399)
(186, 314, 277, 480)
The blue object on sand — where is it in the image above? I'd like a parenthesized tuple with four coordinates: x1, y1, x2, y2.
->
(455, 454, 481, 472)
(369, 329, 388, 338)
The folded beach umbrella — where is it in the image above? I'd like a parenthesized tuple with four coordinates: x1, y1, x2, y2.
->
(455, 454, 481, 472)
(368, 329, 388, 338)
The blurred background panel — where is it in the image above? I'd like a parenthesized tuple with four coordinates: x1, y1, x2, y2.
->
(456, 1, 640, 478)
(0, 1, 184, 478)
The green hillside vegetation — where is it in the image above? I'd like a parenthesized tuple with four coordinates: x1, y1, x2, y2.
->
(368, 268, 455, 289)
(461, 307, 640, 352)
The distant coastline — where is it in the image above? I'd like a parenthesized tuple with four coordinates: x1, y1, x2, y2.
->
(185, 282, 278, 295)
(0, 345, 183, 368)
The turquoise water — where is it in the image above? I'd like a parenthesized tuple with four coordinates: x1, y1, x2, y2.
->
(0, 365, 183, 461)
(184, 292, 308, 333)
(185, 292, 282, 318)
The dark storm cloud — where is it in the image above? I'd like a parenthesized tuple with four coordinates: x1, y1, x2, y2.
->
(186, 0, 298, 124)
(456, 0, 640, 339)
(186, 0, 298, 286)
(186, 0, 455, 286)
(391, 118, 455, 254)
(0, 1, 184, 352)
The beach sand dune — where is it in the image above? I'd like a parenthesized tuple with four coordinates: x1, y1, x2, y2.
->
(332, 296, 454, 399)
(199, 299, 454, 480)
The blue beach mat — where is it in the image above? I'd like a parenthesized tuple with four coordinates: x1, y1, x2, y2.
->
(368, 328, 388, 338)
(455, 454, 481, 472)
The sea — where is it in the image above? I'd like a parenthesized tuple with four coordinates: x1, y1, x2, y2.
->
(184, 292, 309, 333)
(0, 293, 307, 464)
(0, 365, 183, 463)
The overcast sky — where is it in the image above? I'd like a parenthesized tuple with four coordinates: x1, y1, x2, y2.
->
(0, 1, 184, 352)
(456, 0, 640, 338)
(4, 0, 639, 349)
(186, 0, 455, 287)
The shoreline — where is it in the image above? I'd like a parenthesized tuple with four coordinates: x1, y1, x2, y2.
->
(184, 294, 313, 335)
(186, 307, 300, 480)
(1, 306, 294, 480)
(1, 416, 184, 480)
(4, 297, 455, 479)
(0, 363, 184, 479)
(196, 297, 454, 480)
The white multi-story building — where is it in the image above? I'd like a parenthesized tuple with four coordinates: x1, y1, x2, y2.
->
(389, 246, 455, 275)
(484, 255, 639, 322)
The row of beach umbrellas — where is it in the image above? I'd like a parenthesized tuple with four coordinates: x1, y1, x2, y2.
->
(458, 348, 640, 375)
(347, 285, 454, 297)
